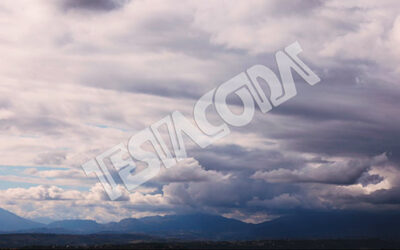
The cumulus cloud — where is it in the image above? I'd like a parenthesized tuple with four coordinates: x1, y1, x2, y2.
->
(0, 185, 83, 201)
(155, 158, 223, 183)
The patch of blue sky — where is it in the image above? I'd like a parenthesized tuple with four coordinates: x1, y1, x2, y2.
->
(0, 165, 69, 172)
(86, 123, 131, 132)
(0, 165, 90, 191)
(0, 181, 36, 189)
(0, 180, 90, 191)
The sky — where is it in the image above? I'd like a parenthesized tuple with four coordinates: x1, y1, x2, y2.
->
(0, 0, 400, 223)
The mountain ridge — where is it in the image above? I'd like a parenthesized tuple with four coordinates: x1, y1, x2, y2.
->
(1, 208, 400, 240)
(0, 207, 43, 232)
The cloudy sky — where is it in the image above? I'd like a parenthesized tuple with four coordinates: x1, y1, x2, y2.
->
(0, 0, 400, 223)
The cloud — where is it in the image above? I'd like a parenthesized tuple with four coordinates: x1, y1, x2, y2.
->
(252, 158, 368, 185)
(0, 0, 399, 223)
(252, 154, 389, 185)
(155, 158, 220, 183)
(59, 0, 130, 12)
(0, 185, 83, 201)
(247, 193, 302, 210)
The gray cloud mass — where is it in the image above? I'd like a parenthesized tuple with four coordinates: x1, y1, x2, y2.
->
(0, 0, 399, 223)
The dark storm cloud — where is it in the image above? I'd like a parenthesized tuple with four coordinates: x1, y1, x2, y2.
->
(162, 174, 300, 210)
(191, 145, 307, 173)
(243, 62, 400, 161)
(363, 187, 400, 205)
(59, 0, 130, 12)
(357, 172, 384, 187)
(252, 158, 373, 185)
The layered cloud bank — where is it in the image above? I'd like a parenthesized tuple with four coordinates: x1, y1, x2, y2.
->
(0, 0, 399, 223)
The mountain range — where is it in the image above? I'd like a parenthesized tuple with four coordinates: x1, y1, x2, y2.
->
(1, 207, 399, 240)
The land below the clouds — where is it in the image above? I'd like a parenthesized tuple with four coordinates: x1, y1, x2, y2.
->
(1, 207, 400, 248)
(0, 236, 399, 249)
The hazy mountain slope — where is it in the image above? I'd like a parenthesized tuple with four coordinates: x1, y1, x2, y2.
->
(2, 206, 400, 240)
(0, 208, 43, 231)
(105, 214, 252, 239)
